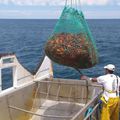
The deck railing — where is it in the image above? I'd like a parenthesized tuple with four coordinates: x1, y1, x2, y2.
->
(0, 54, 52, 92)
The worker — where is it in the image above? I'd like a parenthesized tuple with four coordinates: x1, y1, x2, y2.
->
(81, 64, 120, 120)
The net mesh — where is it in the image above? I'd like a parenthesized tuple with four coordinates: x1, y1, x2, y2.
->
(45, 6, 99, 69)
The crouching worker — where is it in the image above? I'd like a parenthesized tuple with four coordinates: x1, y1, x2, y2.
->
(81, 64, 120, 120)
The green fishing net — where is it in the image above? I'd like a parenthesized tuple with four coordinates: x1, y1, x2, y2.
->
(45, 6, 99, 69)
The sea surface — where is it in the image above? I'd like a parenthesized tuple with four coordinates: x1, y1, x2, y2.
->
(0, 19, 120, 89)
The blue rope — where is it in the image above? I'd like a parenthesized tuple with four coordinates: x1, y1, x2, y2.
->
(84, 107, 93, 120)
(98, 99, 103, 111)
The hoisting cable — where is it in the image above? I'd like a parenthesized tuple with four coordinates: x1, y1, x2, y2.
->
(71, 0, 72, 7)
(65, 0, 67, 6)
(75, 68, 83, 76)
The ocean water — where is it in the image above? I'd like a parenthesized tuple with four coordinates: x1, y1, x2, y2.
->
(0, 19, 120, 89)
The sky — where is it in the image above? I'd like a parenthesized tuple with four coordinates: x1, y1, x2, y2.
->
(0, 0, 120, 19)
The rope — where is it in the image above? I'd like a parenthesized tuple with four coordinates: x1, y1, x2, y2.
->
(9, 105, 73, 119)
(71, 0, 72, 7)
(84, 107, 93, 120)
(75, 68, 83, 75)
(116, 75, 119, 96)
(78, 0, 82, 10)
(31, 83, 40, 109)
(65, 0, 81, 8)
(65, 0, 67, 6)
(75, 0, 78, 9)
(85, 80, 89, 104)
(84, 103, 100, 120)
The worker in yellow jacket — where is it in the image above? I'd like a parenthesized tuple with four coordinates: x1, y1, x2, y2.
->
(81, 64, 120, 120)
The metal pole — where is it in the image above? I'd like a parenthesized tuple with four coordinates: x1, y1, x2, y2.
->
(7, 96, 13, 120)
(0, 68, 2, 92)
(56, 84, 61, 101)
(46, 83, 51, 99)
(13, 66, 17, 88)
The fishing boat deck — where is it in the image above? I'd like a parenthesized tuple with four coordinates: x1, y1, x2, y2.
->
(24, 79, 102, 120)
(30, 100, 84, 120)
(0, 54, 103, 120)
(0, 78, 102, 120)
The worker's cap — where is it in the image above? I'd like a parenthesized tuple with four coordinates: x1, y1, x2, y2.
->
(104, 64, 115, 71)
